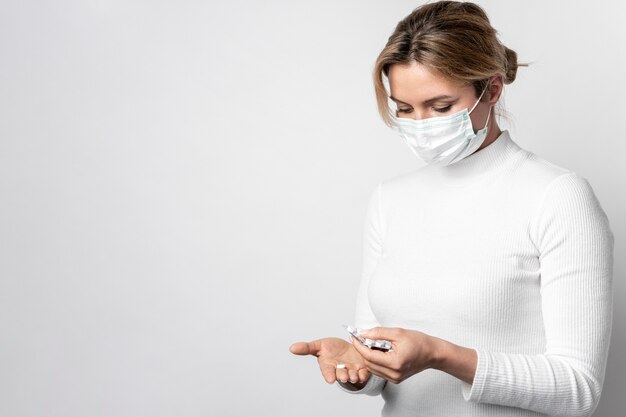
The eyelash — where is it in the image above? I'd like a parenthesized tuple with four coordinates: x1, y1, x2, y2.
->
(397, 105, 452, 114)
(434, 105, 452, 113)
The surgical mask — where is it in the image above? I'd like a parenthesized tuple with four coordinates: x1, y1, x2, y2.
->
(391, 86, 491, 166)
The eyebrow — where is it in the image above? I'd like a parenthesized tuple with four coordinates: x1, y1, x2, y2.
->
(389, 94, 454, 106)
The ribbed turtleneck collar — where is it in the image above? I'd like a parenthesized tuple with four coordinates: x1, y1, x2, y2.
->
(428, 130, 523, 185)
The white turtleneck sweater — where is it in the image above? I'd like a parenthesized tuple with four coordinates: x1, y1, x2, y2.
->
(338, 130, 614, 417)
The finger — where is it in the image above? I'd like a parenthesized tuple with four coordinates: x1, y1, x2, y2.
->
(347, 368, 359, 384)
(358, 368, 370, 383)
(350, 335, 371, 359)
(350, 336, 393, 367)
(363, 365, 387, 381)
(359, 326, 400, 341)
(336, 367, 349, 383)
(319, 362, 336, 384)
(289, 340, 322, 356)
(363, 359, 394, 381)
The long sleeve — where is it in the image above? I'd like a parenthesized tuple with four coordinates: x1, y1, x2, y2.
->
(461, 172, 615, 417)
(337, 181, 388, 396)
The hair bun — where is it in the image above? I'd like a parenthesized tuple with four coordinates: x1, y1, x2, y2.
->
(503, 46, 518, 84)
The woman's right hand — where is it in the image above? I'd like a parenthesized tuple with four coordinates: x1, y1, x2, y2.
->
(289, 337, 370, 386)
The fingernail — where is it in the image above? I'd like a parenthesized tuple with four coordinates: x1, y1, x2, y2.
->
(360, 328, 370, 335)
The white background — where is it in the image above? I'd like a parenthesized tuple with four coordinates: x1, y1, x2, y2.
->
(1, 1, 624, 416)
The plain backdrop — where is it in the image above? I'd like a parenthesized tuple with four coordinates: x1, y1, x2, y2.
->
(1, 1, 624, 416)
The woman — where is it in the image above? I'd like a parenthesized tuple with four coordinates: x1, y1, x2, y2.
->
(289, 2, 614, 416)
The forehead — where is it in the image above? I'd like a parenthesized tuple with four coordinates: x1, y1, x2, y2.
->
(388, 61, 467, 102)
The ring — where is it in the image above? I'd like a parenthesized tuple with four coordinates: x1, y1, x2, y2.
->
(336, 363, 346, 369)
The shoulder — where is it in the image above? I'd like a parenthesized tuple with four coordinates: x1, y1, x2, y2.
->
(375, 164, 433, 198)
(375, 150, 575, 198)
(512, 149, 574, 190)
(516, 151, 598, 206)
(499, 149, 609, 233)
(490, 141, 600, 206)
(379, 167, 424, 189)
(370, 167, 429, 214)
(523, 158, 612, 246)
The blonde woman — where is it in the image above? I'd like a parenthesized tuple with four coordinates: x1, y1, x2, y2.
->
(290, 1, 614, 416)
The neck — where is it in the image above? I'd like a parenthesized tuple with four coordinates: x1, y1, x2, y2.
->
(477, 109, 501, 152)
(430, 129, 522, 186)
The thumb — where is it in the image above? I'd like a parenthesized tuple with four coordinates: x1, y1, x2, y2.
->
(289, 340, 322, 356)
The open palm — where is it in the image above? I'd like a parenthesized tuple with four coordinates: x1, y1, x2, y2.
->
(290, 337, 370, 385)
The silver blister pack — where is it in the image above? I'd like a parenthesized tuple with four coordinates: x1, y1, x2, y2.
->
(342, 324, 393, 351)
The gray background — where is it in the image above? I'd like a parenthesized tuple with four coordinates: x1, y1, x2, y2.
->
(0, 1, 624, 416)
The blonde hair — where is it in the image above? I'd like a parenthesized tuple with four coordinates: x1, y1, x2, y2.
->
(373, 1, 527, 127)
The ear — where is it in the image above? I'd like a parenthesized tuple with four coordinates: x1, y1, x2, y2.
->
(487, 74, 504, 105)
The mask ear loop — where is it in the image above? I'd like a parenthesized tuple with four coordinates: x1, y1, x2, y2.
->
(468, 83, 492, 133)
(468, 83, 489, 115)
(481, 104, 492, 130)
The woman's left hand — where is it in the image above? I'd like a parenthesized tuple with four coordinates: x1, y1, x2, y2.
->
(350, 327, 442, 384)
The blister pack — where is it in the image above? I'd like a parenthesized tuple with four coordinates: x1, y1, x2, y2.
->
(342, 324, 393, 351)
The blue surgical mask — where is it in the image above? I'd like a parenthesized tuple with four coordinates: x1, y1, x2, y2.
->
(391, 86, 491, 165)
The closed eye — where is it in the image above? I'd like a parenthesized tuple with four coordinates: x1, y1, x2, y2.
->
(396, 104, 453, 115)
(433, 104, 452, 113)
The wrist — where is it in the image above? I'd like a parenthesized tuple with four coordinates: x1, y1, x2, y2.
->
(427, 335, 450, 371)
(427, 337, 478, 385)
